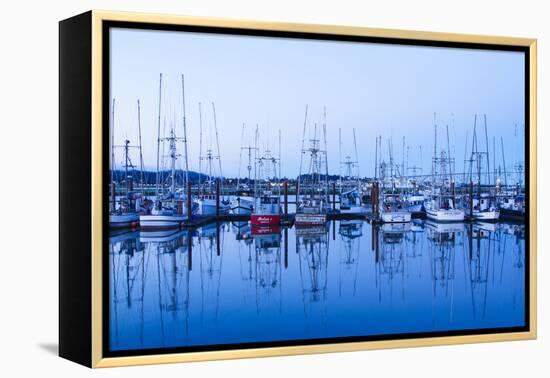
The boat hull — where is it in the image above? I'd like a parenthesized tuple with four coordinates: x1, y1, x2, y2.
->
(380, 211, 411, 223)
(198, 200, 231, 215)
(295, 213, 327, 226)
(251, 214, 281, 226)
(109, 213, 139, 228)
(472, 210, 500, 221)
(139, 214, 187, 229)
(426, 209, 465, 222)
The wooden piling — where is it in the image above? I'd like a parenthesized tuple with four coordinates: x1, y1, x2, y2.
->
(187, 181, 192, 220)
(284, 180, 288, 216)
(469, 180, 474, 219)
(284, 228, 288, 269)
(332, 182, 336, 211)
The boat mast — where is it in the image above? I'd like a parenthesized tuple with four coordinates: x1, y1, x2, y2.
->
(137, 100, 145, 196)
(237, 123, 245, 191)
(297, 105, 308, 201)
(351, 129, 359, 190)
(323, 107, 329, 204)
(483, 114, 490, 187)
(111, 98, 116, 187)
(338, 128, 342, 194)
(212, 102, 224, 198)
(198, 102, 203, 196)
(181, 75, 190, 192)
(155, 73, 163, 197)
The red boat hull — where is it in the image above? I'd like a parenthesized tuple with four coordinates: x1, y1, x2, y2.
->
(250, 214, 281, 226)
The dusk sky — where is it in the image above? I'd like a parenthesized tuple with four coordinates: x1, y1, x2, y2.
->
(109, 27, 525, 180)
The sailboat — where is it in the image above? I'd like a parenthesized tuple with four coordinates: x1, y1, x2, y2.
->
(140, 74, 191, 229)
(196, 102, 231, 215)
(109, 98, 141, 229)
(295, 106, 330, 226)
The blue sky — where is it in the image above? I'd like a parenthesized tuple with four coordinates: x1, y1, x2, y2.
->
(109, 27, 525, 179)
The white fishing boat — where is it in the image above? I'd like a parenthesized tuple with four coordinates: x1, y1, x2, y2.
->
(109, 99, 143, 229)
(197, 102, 231, 216)
(379, 193, 411, 223)
(295, 106, 330, 226)
(140, 74, 192, 230)
(338, 128, 367, 214)
(231, 196, 254, 215)
(425, 196, 465, 222)
(197, 194, 231, 215)
(110, 212, 140, 228)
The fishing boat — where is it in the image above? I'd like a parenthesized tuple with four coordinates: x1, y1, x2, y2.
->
(463, 114, 500, 221)
(499, 193, 525, 220)
(140, 74, 191, 229)
(295, 106, 330, 226)
(251, 127, 282, 226)
(379, 193, 412, 223)
(197, 102, 231, 215)
(404, 193, 426, 213)
(109, 99, 141, 229)
(231, 124, 256, 215)
(425, 115, 464, 222)
(425, 194, 465, 222)
(338, 128, 366, 214)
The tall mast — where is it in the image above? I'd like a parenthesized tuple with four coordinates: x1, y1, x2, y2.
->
(501, 137, 508, 187)
(353, 128, 359, 189)
(111, 98, 116, 186)
(198, 102, 203, 196)
(237, 123, 245, 190)
(212, 102, 223, 198)
(137, 100, 144, 195)
(432, 112, 437, 187)
(338, 128, 342, 191)
(278, 129, 282, 181)
(155, 73, 163, 197)
(298, 105, 308, 198)
(181, 75, 190, 191)
(374, 134, 378, 180)
(323, 106, 329, 202)
(483, 114, 490, 186)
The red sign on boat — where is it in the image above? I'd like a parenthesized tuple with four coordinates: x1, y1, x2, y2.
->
(250, 214, 280, 226)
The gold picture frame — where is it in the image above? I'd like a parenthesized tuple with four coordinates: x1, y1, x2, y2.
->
(59, 10, 537, 368)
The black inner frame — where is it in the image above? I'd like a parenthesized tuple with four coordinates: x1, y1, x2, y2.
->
(102, 20, 531, 358)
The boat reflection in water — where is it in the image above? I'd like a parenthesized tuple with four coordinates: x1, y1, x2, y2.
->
(109, 219, 526, 352)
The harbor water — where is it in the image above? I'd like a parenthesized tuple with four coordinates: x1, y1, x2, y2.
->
(109, 220, 525, 352)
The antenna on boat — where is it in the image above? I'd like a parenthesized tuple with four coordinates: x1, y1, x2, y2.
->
(278, 129, 282, 180)
(155, 73, 163, 197)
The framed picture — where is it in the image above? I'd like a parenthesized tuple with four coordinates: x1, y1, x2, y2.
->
(59, 10, 537, 368)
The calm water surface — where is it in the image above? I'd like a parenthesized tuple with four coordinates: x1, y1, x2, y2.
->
(108, 220, 525, 352)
